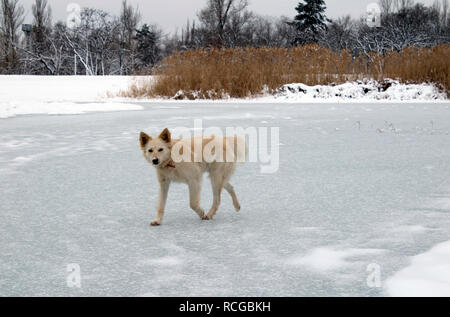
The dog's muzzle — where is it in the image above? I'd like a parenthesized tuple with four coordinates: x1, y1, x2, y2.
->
(152, 158, 159, 166)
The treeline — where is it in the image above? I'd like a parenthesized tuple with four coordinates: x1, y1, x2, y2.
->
(0, 0, 449, 75)
(0, 0, 160, 75)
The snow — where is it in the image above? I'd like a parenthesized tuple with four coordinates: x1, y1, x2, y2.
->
(385, 241, 450, 296)
(274, 80, 447, 102)
(0, 75, 142, 118)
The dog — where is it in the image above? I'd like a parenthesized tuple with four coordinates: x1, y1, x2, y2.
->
(139, 128, 245, 226)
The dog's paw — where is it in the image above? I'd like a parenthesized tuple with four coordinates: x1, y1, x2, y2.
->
(202, 215, 211, 221)
(234, 203, 241, 212)
(150, 220, 161, 226)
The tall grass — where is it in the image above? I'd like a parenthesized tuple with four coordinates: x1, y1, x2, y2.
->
(382, 46, 449, 93)
(123, 44, 449, 99)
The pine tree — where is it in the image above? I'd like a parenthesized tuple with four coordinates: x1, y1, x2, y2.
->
(290, 0, 330, 45)
(135, 24, 160, 68)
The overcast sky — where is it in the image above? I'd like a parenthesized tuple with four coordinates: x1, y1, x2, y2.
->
(20, 0, 438, 35)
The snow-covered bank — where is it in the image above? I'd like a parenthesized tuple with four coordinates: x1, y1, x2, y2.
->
(0, 76, 142, 118)
(274, 80, 447, 102)
(148, 79, 447, 103)
(1, 76, 448, 119)
(385, 241, 450, 296)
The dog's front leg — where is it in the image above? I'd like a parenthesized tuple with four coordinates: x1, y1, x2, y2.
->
(188, 180, 205, 219)
(151, 178, 170, 226)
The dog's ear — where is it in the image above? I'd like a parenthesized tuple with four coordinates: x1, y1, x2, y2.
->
(139, 132, 151, 149)
(159, 128, 171, 143)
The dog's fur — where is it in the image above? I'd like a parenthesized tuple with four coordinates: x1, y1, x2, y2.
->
(140, 128, 243, 226)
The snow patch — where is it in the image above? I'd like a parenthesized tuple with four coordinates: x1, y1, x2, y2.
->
(385, 241, 450, 296)
(393, 225, 433, 233)
(141, 256, 184, 267)
(12, 156, 33, 163)
(286, 247, 385, 272)
(274, 80, 446, 102)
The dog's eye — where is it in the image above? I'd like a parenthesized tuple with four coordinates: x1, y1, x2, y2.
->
(148, 149, 153, 153)
(158, 148, 164, 152)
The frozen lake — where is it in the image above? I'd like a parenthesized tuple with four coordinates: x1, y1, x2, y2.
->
(1, 101, 449, 296)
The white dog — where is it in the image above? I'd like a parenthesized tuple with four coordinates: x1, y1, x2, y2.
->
(140, 128, 245, 226)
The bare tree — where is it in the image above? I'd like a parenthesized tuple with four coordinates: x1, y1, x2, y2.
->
(118, 0, 140, 74)
(379, 0, 394, 15)
(0, 0, 24, 73)
(63, 8, 122, 75)
(18, 0, 53, 73)
(19, 29, 68, 75)
(273, 16, 297, 47)
(198, 0, 249, 47)
(354, 2, 443, 61)
(394, 0, 414, 11)
(250, 16, 276, 47)
(323, 15, 354, 52)
(32, 0, 51, 46)
(224, 4, 254, 47)
(442, 0, 449, 27)
(247, 15, 298, 48)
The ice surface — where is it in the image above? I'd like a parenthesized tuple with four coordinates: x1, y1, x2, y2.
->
(0, 101, 450, 296)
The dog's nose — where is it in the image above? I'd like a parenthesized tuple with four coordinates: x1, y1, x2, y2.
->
(152, 158, 159, 165)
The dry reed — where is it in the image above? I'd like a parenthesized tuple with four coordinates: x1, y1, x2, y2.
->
(122, 44, 449, 99)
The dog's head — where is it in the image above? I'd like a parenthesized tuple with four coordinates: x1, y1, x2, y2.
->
(139, 128, 172, 167)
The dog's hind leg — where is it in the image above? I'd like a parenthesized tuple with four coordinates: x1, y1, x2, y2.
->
(224, 183, 241, 212)
(188, 180, 205, 219)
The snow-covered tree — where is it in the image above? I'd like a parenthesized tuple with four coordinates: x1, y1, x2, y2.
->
(20, 0, 53, 74)
(136, 24, 161, 68)
(289, 0, 330, 45)
(119, 0, 140, 74)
